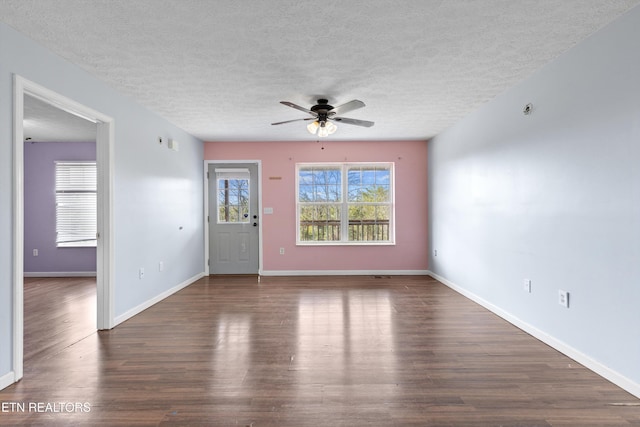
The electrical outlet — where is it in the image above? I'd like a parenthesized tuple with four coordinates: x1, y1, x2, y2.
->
(139, 268, 145, 279)
(523, 279, 531, 293)
(33, 249, 38, 257)
(279, 247, 285, 255)
(434, 249, 438, 257)
(558, 290, 569, 308)
(159, 261, 164, 272)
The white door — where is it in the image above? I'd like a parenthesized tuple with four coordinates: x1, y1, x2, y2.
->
(208, 163, 259, 274)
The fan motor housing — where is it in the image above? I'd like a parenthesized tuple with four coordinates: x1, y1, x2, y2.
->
(310, 99, 334, 113)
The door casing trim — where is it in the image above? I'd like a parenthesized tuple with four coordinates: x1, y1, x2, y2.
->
(12, 75, 115, 384)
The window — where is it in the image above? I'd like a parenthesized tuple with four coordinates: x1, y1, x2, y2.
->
(55, 161, 97, 247)
(216, 168, 250, 223)
(296, 163, 394, 244)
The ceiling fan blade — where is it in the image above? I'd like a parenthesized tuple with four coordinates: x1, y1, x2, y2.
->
(271, 117, 316, 125)
(280, 101, 315, 115)
(332, 100, 365, 115)
(332, 117, 375, 127)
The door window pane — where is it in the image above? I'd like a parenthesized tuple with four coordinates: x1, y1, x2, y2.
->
(217, 178, 249, 223)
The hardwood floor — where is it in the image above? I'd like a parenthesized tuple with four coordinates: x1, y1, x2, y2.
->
(1, 275, 639, 426)
(22, 277, 96, 363)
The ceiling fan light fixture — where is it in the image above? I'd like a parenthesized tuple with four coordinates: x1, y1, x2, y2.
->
(317, 125, 329, 137)
(273, 98, 373, 137)
(307, 120, 319, 134)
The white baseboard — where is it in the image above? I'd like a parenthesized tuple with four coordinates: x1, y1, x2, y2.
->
(259, 269, 430, 276)
(24, 271, 97, 277)
(428, 270, 640, 399)
(0, 370, 16, 391)
(114, 272, 206, 327)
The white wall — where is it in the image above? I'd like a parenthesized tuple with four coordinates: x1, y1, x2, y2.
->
(428, 6, 640, 396)
(0, 22, 204, 386)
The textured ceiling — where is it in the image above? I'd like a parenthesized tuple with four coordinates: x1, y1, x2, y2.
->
(24, 95, 96, 143)
(2, 0, 640, 142)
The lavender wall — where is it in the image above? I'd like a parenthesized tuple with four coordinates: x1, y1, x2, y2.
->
(24, 141, 96, 274)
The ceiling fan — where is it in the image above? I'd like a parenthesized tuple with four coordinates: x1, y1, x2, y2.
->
(271, 98, 374, 137)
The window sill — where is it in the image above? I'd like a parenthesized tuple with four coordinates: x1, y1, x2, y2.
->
(296, 241, 396, 247)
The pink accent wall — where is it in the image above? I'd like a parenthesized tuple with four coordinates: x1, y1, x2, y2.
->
(204, 140, 429, 273)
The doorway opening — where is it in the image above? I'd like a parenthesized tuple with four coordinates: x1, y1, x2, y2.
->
(23, 93, 97, 362)
(12, 75, 114, 383)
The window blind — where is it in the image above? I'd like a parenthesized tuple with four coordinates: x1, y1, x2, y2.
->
(215, 168, 250, 181)
(55, 161, 97, 247)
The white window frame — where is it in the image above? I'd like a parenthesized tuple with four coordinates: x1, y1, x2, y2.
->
(55, 161, 97, 247)
(296, 162, 395, 245)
